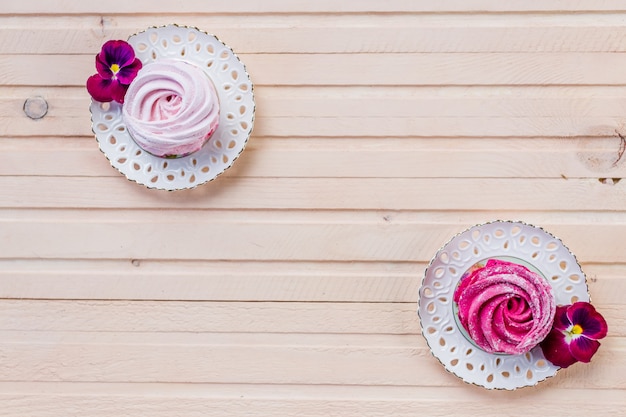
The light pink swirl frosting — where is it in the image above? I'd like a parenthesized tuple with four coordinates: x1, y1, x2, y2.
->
(122, 59, 220, 157)
(453, 259, 556, 355)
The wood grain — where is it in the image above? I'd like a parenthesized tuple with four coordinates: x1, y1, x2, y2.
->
(1, 385, 623, 417)
(2, 1, 625, 415)
(0, 299, 622, 335)
(0, 330, 623, 388)
(3, 53, 626, 87)
(4, 0, 626, 14)
(0, 177, 624, 211)
(5, 15, 626, 54)
(0, 261, 623, 306)
(2, 137, 626, 179)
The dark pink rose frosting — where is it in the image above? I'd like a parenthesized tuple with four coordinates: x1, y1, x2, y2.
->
(453, 259, 556, 355)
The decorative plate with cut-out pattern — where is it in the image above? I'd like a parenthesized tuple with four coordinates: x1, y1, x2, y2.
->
(90, 24, 255, 190)
(418, 221, 590, 390)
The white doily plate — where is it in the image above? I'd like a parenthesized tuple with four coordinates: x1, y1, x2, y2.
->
(418, 221, 590, 390)
(90, 24, 255, 190)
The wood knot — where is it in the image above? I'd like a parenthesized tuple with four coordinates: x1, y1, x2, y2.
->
(598, 178, 621, 185)
(23, 96, 48, 120)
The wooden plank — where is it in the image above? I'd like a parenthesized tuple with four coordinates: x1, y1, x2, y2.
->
(5, 15, 626, 54)
(0, 331, 622, 389)
(0, 259, 421, 302)
(5, 84, 626, 138)
(8, 85, 626, 118)
(0, 177, 624, 212)
(1, 209, 626, 263)
(0, 299, 622, 336)
(3, 115, 623, 138)
(3, 53, 626, 87)
(3, 0, 626, 14)
(0, 301, 421, 334)
(0, 215, 462, 261)
(4, 115, 623, 138)
(2, 136, 626, 179)
(9, 85, 626, 119)
(255, 86, 626, 118)
(0, 384, 623, 417)
(0, 259, 622, 305)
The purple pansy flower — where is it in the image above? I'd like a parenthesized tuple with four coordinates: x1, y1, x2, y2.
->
(86, 40, 142, 104)
(540, 302, 608, 368)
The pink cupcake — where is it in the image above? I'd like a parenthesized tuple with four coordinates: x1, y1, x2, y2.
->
(453, 259, 556, 355)
(122, 59, 220, 158)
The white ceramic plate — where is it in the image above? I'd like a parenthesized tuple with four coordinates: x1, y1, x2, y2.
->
(418, 221, 589, 390)
(90, 24, 255, 190)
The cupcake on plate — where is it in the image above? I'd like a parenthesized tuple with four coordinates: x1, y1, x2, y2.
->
(453, 258, 556, 355)
(122, 58, 220, 158)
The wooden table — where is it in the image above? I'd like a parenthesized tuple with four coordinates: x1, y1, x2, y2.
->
(1, 1, 625, 415)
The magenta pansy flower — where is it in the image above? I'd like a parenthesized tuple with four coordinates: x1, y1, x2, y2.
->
(86, 40, 142, 104)
(540, 302, 608, 368)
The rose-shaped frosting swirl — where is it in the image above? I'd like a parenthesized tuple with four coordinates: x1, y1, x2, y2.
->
(453, 259, 556, 355)
(122, 59, 220, 157)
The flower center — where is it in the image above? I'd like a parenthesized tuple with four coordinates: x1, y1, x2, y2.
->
(562, 323, 585, 343)
(110, 64, 120, 74)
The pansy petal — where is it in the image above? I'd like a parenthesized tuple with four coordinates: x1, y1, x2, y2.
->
(95, 53, 113, 79)
(540, 328, 578, 368)
(116, 58, 143, 85)
(568, 302, 608, 340)
(109, 81, 129, 104)
(86, 75, 115, 102)
(567, 302, 594, 326)
(552, 305, 571, 331)
(86, 75, 128, 103)
(101, 40, 136, 67)
(580, 315, 608, 340)
(569, 336, 601, 363)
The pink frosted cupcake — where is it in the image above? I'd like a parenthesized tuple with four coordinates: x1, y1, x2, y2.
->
(122, 59, 220, 158)
(453, 259, 556, 355)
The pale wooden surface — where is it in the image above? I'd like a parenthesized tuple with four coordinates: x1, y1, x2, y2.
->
(1, 1, 626, 415)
